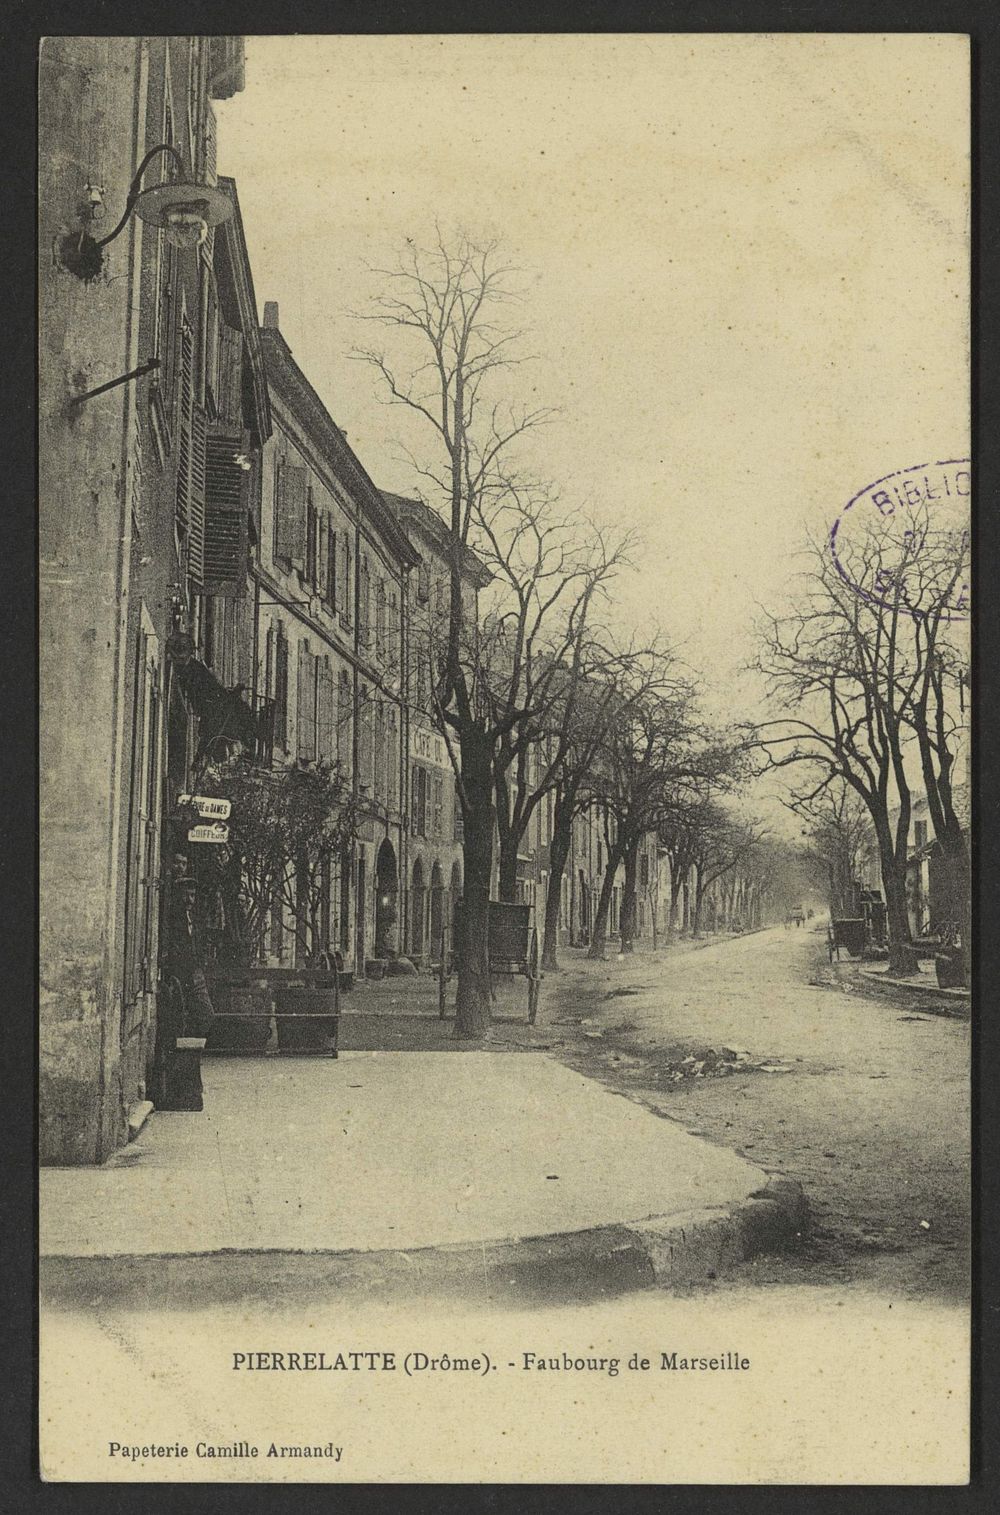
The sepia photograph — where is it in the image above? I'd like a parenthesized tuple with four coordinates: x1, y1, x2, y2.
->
(38, 31, 971, 1484)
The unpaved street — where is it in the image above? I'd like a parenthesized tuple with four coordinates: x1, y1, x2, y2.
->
(540, 925, 970, 1299)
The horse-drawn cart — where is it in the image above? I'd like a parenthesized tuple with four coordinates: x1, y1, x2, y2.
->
(438, 899, 542, 1024)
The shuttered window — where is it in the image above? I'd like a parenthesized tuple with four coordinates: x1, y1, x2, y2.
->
(305, 489, 318, 584)
(340, 533, 352, 623)
(273, 624, 289, 750)
(275, 462, 308, 566)
(201, 426, 250, 596)
(297, 640, 317, 761)
(175, 316, 206, 589)
(325, 522, 337, 610)
(317, 657, 335, 761)
(337, 670, 351, 766)
(386, 707, 398, 809)
(411, 765, 428, 838)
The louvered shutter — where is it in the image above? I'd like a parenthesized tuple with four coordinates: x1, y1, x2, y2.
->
(318, 516, 330, 599)
(276, 464, 308, 565)
(188, 402, 207, 589)
(201, 426, 250, 596)
(297, 642, 319, 761)
(318, 658, 335, 760)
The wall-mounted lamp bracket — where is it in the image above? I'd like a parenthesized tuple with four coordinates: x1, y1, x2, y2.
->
(69, 357, 160, 406)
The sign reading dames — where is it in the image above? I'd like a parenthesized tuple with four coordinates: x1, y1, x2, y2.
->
(179, 794, 232, 820)
(410, 727, 451, 771)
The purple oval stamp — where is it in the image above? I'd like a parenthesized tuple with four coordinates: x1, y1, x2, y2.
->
(829, 459, 970, 622)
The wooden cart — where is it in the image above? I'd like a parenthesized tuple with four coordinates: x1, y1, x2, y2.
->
(827, 917, 867, 962)
(438, 900, 542, 1024)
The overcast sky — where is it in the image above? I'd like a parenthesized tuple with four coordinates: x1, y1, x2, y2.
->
(216, 33, 968, 736)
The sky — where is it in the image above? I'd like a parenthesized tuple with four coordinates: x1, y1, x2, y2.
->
(215, 33, 968, 747)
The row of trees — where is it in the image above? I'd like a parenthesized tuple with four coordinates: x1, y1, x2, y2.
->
(353, 230, 784, 1035)
(753, 500, 969, 977)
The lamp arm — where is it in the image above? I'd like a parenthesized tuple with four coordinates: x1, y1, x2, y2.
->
(96, 144, 186, 249)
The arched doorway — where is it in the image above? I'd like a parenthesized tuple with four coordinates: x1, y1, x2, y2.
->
(375, 838, 398, 958)
(411, 858, 426, 958)
(429, 861, 444, 961)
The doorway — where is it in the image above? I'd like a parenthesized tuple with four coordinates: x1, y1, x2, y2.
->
(375, 838, 398, 957)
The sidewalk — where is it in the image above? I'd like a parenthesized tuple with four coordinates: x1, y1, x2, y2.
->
(40, 1051, 805, 1306)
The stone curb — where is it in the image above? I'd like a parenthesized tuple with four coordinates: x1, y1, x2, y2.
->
(40, 1178, 807, 1310)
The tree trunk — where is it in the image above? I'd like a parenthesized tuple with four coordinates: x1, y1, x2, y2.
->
(876, 830, 914, 976)
(620, 839, 639, 953)
(668, 871, 683, 938)
(494, 767, 519, 903)
(588, 844, 623, 960)
(541, 816, 571, 972)
(454, 726, 495, 1037)
(692, 880, 706, 937)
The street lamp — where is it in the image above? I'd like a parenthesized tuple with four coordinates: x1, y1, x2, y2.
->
(58, 144, 234, 281)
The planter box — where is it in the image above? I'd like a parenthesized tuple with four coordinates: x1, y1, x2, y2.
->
(205, 983, 272, 1054)
(274, 987, 338, 1053)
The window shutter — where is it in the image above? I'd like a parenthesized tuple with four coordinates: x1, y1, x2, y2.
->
(318, 516, 330, 599)
(201, 426, 249, 597)
(322, 659, 337, 761)
(297, 640, 314, 760)
(341, 532, 351, 619)
(274, 627, 289, 749)
(326, 524, 337, 609)
(217, 324, 243, 427)
(187, 401, 207, 590)
(276, 464, 308, 565)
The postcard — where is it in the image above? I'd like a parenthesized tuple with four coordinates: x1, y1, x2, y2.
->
(39, 32, 970, 1484)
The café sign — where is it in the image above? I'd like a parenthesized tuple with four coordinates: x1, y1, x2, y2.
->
(409, 727, 450, 771)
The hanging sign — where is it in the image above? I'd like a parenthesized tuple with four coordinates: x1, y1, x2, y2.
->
(179, 794, 232, 820)
(187, 822, 230, 844)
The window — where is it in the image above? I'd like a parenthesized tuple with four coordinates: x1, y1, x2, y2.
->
(358, 688, 373, 791)
(201, 427, 250, 596)
(337, 670, 351, 765)
(375, 579, 386, 660)
(417, 562, 430, 603)
(325, 522, 338, 611)
(411, 765, 428, 837)
(274, 459, 307, 566)
(297, 640, 317, 761)
(175, 313, 206, 588)
(432, 773, 444, 837)
(305, 488, 318, 584)
(341, 533, 352, 623)
(317, 657, 335, 761)
(359, 557, 371, 646)
(372, 701, 384, 798)
(386, 707, 398, 809)
(273, 624, 289, 750)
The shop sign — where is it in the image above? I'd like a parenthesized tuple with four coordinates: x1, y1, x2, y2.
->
(187, 822, 230, 844)
(179, 794, 232, 820)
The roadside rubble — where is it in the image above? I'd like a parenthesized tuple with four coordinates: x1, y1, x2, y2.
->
(595, 1039, 796, 1083)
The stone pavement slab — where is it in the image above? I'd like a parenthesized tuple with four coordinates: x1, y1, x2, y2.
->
(40, 1053, 778, 1262)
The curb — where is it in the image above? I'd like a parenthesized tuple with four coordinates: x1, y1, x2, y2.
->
(39, 1179, 807, 1309)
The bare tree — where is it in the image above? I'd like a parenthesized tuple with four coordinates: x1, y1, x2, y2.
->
(788, 778, 878, 918)
(753, 513, 966, 976)
(583, 675, 705, 959)
(354, 230, 554, 1035)
(470, 480, 636, 902)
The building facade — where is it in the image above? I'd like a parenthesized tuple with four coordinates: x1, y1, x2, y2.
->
(40, 36, 250, 1163)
